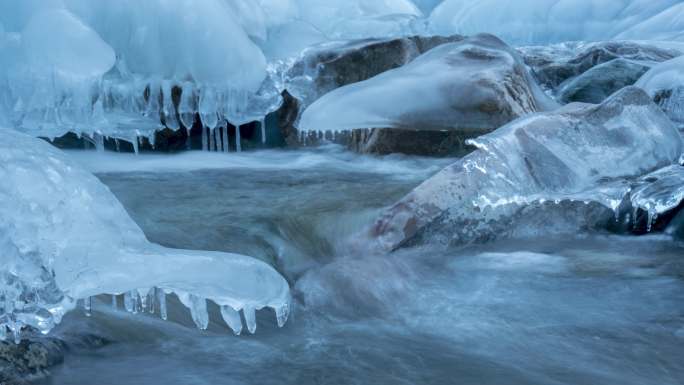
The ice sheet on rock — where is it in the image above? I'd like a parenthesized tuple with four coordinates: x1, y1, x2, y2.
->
(0, 129, 290, 338)
(370, 87, 683, 250)
(637, 56, 684, 128)
(429, 0, 684, 46)
(299, 34, 556, 134)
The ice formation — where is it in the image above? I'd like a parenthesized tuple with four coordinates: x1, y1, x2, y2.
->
(298, 34, 556, 135)
(0, 0, 436, 146)
(636, 56, 684, 128)
(370, 87, 684, 250)
(0, 129, 291, 341)
(429, 0, 684, 46)
(2, 1, 684, 146)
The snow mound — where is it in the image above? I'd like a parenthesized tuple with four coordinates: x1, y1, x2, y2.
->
(0, 129, 290, 341)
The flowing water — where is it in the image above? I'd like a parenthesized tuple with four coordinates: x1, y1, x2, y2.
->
(38, 147, 684, 385)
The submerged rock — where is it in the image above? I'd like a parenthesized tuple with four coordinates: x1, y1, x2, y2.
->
(368, 87, 683, 250)
(299, 34, 556, 156)
(522, 41, 680, 91)
(636, 56, 684, 130)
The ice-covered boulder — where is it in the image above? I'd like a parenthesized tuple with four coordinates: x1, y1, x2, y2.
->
(298, 34, 557, 156)
(556, 59, 652, 104)
(367, 87, 683, 250)
(636, 56, 684, 129)
(0, 129, 290, 340)
(429, 0, 684, 46)
(520, 41, 680, 91)
(281, 34, 463, 144)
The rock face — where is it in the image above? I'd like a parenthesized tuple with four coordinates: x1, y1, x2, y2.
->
(557, 58, 651, 104)
(0, 338, 66, 384)
(298, 34, 556, 156)
(367, 87, 683, 251)
(636, 56, 684, 130)
(281, 34, 463, 145)
(521, 41, 680, 91)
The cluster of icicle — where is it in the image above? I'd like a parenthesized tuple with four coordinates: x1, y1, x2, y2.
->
(21, 74, 281, 155)
(97, 287, 289, 336)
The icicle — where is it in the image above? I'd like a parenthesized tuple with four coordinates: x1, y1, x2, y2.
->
(647, 209, 657, 232)
(161, 81, 179, 130)
(144, 81, 161, 121)
(179, 82, 196, 130)
(260, 117, 267, 144)
(0, 325, 6, 341)
(202, 126, 208, 151)
(11, 324, 21, 344)
(199, 88, 218, 130)
(132, 136, 139, 155)
(236, 124, 242, 152)
(273, 303, 290, 328)
(222, 125, 229, 153)
(138, 288, 149, 312)
(214, 127, 220, 151)
(157, 289, 167, 321)
(112, 294, 117, 309)
(180, 294, 209, 330)
(94, 132, 104, 152)
(83, 296, 92, 317)
(124, 291, 136, 313)
(242, 306, 256, 334)
(209, 127, 215, 151)
(148, 289, 156, 314)
(114, 138, 121, 153)
(220, 306, 242, 335)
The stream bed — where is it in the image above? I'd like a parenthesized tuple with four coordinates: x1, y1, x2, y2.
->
(37, 147, 684, 385)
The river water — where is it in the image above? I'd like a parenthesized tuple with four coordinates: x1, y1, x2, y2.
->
(38, 147, 684, 385)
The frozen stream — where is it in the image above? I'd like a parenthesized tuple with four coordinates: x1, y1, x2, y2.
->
(37, 147, 684, 385)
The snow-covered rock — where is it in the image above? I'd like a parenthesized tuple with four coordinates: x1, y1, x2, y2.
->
(429, 0, 684, 46)
(0, 129, 290, 340)
(636, 56, 684, 129)
(299, 34, 556, 156)
(368, 87, 683, 250)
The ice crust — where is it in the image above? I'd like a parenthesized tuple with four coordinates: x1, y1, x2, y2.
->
(0, 128, 290, 340)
